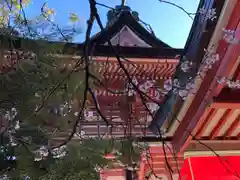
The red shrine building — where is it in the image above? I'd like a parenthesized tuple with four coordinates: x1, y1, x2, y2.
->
(66, 0, 239, 179)
(1, 0, 240, 179)
(78, 7, 182, 139)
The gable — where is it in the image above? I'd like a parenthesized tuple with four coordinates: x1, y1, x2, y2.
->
(87, 11, 173, 49)
(103, 25, 152, 47)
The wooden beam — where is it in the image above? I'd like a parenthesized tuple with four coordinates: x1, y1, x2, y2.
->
(211, 102, 240, 109)
(96, 57, 179, 64)
(234, 64, 240, 80)
(214, 88, 240, 102)
(224, 114, 240, 137)
(144, 162, 184, 171)
(185, 140, 240, 152)
(209, 109, 234, 139)
(237, 132, 240, 138)
(184, 150, 240, 158)
(195, 108, 218, 138)
(177, 108, 212, 153)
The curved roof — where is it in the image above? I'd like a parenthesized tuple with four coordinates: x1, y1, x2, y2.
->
(87, 11, 172, 49)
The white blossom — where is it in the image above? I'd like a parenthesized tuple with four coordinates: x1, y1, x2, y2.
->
(52, 145, 67, 159)
(199, 8, 217, 21)
(139, 80, 155, 92)
(2, 108, 18, 121)
(7, 156, 16, 160)
(35, 92, 40, 97)
(202, 52, 219, 71)
(217, 77, 240, 89)
(178, 89, 188, 98)
(9, 135, 17, 146)
(127, 76, 138, 96)
(164, 78, 180, 92)
(34, 156, 43, 162)
(222, 29, 240, 44)
(132, 76, 138, 86)
(24, 176, 30, 180)
(163, 79, 173, 91)
(94, 165, 102, 172)
(128, 89, 135, 96)
(181, 61, 193, 72)
(4, 112, 11, 121)
(34, 105, 39, 112)
(74, 130, 85, 138)
(34, 146, 49, 161)
(153, 89, 161, 100)
(84, 110, 94, 118)
(178, 83, 196, 100)
(147, 102, 159, 112)
(173, 79, 180, 87)
(226, 80, 240, 89)
(14, 120, 20, 130)
(1, 175, 8, 180)
(217, 77, 227, 84)
(186, 79, 198, 91)
(80, 130, 86, 136)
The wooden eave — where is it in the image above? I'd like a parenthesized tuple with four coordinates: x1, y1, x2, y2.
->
(149, 0, 226, 134)
(0, 34, 183, 59)
(171, 0, 240, 153)
(63, 43, 183, 59)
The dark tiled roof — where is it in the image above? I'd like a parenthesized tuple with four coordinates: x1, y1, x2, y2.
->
(84, 11, 172, 49)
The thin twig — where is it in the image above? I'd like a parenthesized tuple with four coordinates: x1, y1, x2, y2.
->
(158, 0, 195, 20)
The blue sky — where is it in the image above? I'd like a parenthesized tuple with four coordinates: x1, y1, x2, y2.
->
(24, 0, 200, 48)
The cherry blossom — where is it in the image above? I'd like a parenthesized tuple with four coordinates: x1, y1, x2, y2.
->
(1, 107, 18, 122)
(34, 146, 49, 161)
(217, 76, 227, 84)
(74, 111, 79, 116)
(222, 29, 240, 44)
(146, 102, 159, 112)
(202, 52, 219, 70)
(127, 78, 157, 98)
(217, 77, 240, 89)
(198, 8, 217, 21)
(194, 51, 220, 79)
(34, 92, 40, 98)
(178, 89, 188, 99)
(178, 79, 198, 100)
(127, 76, 138, 96)
(84, 110, 94, 118)
(180, 60, 193, 72)
(139, 80, 155, 93)
(163, 79, 173, 91)
(132, 76, 138, 86)
(75, 130, 86, 138)
(153, 89, 161, 100)
(9, 135, 17, 146)
(1, 175, 8, 180)
(14, 120, 20, 130)
(163, 79, 180, 92)
(52, 145, 67, 159)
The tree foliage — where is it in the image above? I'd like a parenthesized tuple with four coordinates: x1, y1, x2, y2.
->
(0, 1, 103, 179)
(0, 1, 143, 179)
